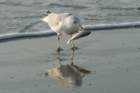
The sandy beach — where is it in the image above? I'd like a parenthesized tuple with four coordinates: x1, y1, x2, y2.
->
(0, 28, 140, 93)
(0, 0, 140, 93)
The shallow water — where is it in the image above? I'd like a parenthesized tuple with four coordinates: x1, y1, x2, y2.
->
(1, 0, 140, 33)
(0, 0, 140, 93)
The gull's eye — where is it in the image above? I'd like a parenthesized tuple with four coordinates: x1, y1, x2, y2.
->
(46, 10, 51, 15)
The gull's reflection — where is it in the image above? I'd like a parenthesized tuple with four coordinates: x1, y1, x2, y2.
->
(47, 49, 91, 87)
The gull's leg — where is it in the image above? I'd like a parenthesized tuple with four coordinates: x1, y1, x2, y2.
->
(67, 35, 79, 50)
(56, 34, 63, 52)
(71, 40, 79, 50)
(71, 40, 75, 50)
(57, 34, 61, 51)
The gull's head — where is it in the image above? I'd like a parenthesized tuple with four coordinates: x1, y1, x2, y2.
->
(41, 10, 52, 23)
(46, 10, 51, 14)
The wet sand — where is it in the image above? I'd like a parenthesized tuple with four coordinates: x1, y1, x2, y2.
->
(0, 28, 140, 93)
(1, 0, 140, 93)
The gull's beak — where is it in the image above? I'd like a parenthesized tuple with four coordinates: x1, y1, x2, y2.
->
(41, 16, 48, 23)
(41, 10, 52, 23)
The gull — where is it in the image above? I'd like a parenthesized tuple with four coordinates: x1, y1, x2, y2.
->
(42, 11, 86, 51)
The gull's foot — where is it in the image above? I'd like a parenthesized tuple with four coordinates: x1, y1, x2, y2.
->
(71, 46, 79, 51)
(56, 47, 64, 52)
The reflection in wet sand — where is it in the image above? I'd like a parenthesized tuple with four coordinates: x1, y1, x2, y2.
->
(46, 49, 91, 87)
